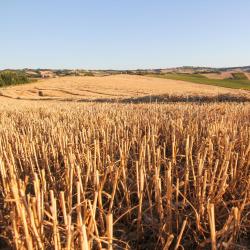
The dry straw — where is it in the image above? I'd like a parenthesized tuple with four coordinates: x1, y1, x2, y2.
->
(0, 101, 249, 249)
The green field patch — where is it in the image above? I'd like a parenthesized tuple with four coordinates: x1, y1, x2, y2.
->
(148, 73, 250, 90)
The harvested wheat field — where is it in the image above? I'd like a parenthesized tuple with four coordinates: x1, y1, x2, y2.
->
(0, 75, 249, 102)
(0, 98, 249, 249)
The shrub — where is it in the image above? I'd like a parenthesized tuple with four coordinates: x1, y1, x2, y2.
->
(84, 72, 94, 76)
(0, 77, 5, 87)
(0, 70, 30, 87)
(231, 72, 248, 80)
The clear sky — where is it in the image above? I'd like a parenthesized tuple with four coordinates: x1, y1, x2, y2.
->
(1, 0, 250, 69)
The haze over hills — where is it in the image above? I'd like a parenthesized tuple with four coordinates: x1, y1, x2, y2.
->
(1, 65, 250, 83)
(160, 65, 250, 73)
(20, 65, 250, 82)
(2, 65, 250, 73)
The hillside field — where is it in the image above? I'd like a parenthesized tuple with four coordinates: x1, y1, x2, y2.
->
(0, 74, 250, 102)
(148, 73, 250, 91)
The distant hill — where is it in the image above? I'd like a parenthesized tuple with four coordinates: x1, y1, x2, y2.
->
(158, 66, 250, 74)
(1, 66, 250, 81)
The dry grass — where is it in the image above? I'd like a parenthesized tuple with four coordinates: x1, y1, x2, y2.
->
(0, 100, 249, 249)
(203, 72, 250, 81)
(202, 72, 233, 80)
(0, 75, 249, 101)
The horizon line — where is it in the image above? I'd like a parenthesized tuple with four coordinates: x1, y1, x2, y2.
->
(1, 64, 250, 71)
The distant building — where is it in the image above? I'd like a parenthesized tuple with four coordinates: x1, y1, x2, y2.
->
(40, 71, 55, 78)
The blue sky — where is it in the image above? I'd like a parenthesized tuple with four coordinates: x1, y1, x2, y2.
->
(1, 0, 250, 69)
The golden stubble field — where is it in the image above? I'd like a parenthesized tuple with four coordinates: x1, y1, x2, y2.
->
(0, 74, 249, 101)
(0, 98, 249, 249)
